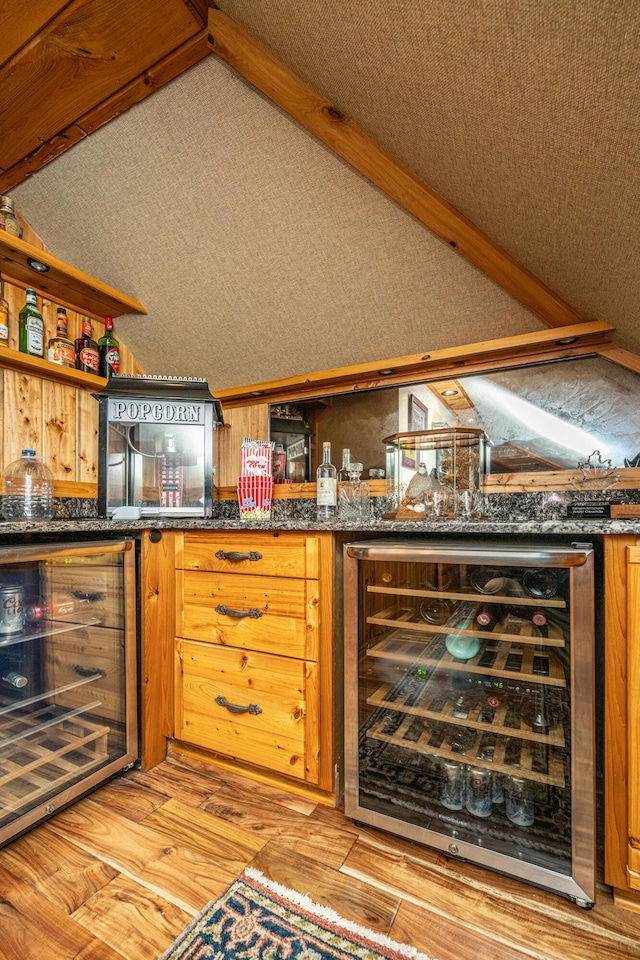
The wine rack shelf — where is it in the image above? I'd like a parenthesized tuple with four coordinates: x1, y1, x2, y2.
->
(0, 705, 109, 822)
(367, 585, 568, 609)
(366, 713, 566, 787)
(367, 681, 566, 747)
(367, 603, 566, 648)
(367, 631, 567, 687)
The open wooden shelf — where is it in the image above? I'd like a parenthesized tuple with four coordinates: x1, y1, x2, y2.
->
(0, 344, 106, 389)
(0, 231, 146, 320)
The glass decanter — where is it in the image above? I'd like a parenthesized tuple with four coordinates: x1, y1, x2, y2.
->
(338, 462, 371, 522)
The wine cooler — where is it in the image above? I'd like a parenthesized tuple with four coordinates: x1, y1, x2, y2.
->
(0, 538, 137, 847)
(343, 539, 596, 907)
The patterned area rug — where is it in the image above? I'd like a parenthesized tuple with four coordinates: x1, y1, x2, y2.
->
(159, 868, 435, 960)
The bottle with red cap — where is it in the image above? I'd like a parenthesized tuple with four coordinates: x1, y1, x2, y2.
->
(98, 316, 120, 378)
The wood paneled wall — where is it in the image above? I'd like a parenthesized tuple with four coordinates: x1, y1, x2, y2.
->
(0, 221, 144, 490)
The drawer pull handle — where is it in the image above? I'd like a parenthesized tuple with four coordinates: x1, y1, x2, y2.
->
(215, 604, 263, 619)
(215, 695, 262, 715)
(215, 550, 263, 562)
(73, 664, 105, 679)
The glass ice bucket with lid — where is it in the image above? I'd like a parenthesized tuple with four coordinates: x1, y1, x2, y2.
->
(383, 426, 488, 520)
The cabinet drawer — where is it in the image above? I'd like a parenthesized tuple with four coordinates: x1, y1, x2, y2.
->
(177, 531, 320, 579)
(42, 562, 124, 629)
(44, 625, 125, 722)
(176, 640, 319, 782)
(176, 570, 319, 660)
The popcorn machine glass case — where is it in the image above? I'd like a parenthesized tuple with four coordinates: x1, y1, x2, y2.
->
(343, 539, 596, 907)
(94, 376, 223, 518)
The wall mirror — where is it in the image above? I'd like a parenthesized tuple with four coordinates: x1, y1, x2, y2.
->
(269, 355, 640, 483)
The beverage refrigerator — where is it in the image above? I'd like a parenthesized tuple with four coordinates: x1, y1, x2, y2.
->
(0, 538, 137, 847)
(343, 539, 596, 907)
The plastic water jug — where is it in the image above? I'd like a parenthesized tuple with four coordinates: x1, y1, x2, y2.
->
(1, 449, 54, 520)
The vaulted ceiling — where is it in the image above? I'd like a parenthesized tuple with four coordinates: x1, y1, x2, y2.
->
(3, 1, 640, 392)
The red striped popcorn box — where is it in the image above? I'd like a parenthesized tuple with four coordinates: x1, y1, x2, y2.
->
(237, 475, 274, 521)
(241, 439, 273, 477)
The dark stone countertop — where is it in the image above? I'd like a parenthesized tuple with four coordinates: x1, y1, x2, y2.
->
(0, 516, 639, 537)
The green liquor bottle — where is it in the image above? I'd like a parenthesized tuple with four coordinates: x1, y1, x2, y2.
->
(19, 288, 44, 357)
(98, 316, 120, 378)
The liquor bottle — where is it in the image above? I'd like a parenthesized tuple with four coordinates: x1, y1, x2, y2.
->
(316, 441, 337, 521)
(0, 276, 9, 348)
(75, 316, 99, 373)
(47, 307, 75, 367)
(98, 316, 120, 378)
(337, 448, 351, 483)
(18, 288, 44, 357)
(0, 195, 23, 238)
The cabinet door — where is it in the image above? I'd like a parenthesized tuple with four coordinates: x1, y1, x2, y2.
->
(176, 569, 319, 659)
(626, 545, 640, 887)
(176, 639, 319, 782)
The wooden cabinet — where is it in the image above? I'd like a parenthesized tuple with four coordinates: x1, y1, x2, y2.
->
(172, 529, 336, 797)
(604, 534, 640, 909)
(0, 227, 146, 495)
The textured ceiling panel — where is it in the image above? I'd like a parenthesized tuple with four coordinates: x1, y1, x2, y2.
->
(217, 0, 640, 356)
(11, 55, 541, 391)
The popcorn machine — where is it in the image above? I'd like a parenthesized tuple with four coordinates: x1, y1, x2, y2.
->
(94, 376, 223, 518)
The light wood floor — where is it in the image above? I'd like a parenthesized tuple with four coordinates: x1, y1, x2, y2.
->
(1, 752, 639, 960)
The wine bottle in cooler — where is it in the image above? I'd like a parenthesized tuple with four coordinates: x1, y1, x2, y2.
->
(476, 603, 503, 629)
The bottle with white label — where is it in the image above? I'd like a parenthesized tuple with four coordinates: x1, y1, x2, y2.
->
(316, 441, 337, 521)
(18, 288, 44, 358)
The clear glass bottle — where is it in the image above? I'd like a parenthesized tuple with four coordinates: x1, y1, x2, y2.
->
(0, 276, 9, 348)
(1, 449, 54, 520)
(316, 441, 337, 521)
(98, 315, 120, 378)
(75, 316, 99, 373)
(0, 196, 23, 238)
(47, 307, 75, 367)
(338, 462, 370, 521)
(18, 288, 44, 357)
(337, 448, 351, 483)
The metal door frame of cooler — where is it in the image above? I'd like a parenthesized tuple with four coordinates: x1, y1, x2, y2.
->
(0, 538, 138, 847)
(343, 539, 596, 907)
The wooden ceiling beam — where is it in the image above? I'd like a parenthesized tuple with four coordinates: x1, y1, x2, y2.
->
(208, 8, 585, 331)
(214, 320, 615, 406)
(0, 0, 211, 193)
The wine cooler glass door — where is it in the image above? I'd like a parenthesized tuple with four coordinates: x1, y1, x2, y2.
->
(0, 539, 137, 846)
(343, 540, 595, 906)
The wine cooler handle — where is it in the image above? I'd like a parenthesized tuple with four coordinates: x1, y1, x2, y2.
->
(215, 604, 263, 619)
(215, 550, 263, 562)
(214, 695, 262, 715)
